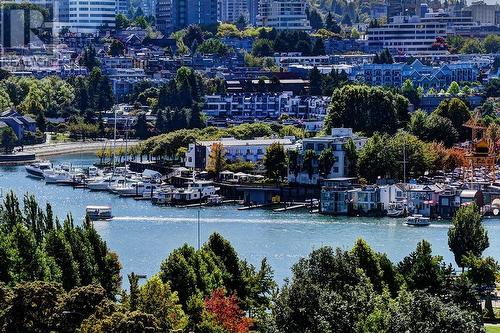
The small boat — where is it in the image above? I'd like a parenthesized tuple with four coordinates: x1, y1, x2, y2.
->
(405, 214, 430, 227)
(172, 181, 219, 203)
(44, 169, 71, 184)
(86, 205, 113, 221)
(111, 182, 159, 197)
(206, 194, 223, 206)
(151, 186, 176, 205)
(387, 202, 406, 218)
(25, 161, 52, 178)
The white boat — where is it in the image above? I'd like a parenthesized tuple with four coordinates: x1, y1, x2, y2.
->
(151, 186, 176, 205)
(44, 169, 71, 184)
(86, 205, 113, 221)
(111, 182, 160, 197)
(172, 181, 219, 203)
(405, 214, 431, 227)
(387, 202, 406, 218)
(25, 161, 52, 178)
(206, 194, 223, 206)
(87, 176, 114, 191)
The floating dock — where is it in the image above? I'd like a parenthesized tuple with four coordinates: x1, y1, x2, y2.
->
(273, 204, 306, 212)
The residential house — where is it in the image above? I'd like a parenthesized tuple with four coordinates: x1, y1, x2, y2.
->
(320, 177, 357, 215)
(0, 110, 37, 141)
(290, 128, 367, 185)
(406, 184, 443, 217)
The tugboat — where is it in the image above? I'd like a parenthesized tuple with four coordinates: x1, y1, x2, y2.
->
(405, 214, 430, 227)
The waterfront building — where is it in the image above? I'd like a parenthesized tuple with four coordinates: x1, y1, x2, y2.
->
(156, 0, 218, 35)
(256, 0, 311, 30)
(350, 59, 479, 89)
(203, 92, 330, 120)
(289, 128, 367, 185)
(185, 137, 298, 169)
(406, 184, 442, 217)
(320, 177, 357, 215)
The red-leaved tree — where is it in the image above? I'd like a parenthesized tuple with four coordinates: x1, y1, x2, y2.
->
(204, 289, 253, 333)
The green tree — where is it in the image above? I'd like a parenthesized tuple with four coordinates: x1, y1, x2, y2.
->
(397, 240, 449, 294)
(325, 85, 408, 135)
(312, 38, 326, 56)
(264, 142, 287, 182)
(448, 204, 489, 269)
(138, 275, 188, 332)
(206, 142, 226, 180)
(434, 98, 470, 140)
(325, 12, 341, 33)
(109, 39, 125, 56)
(309, 67, 323, 96)
(309, 9, 324, 30)
(252, 39, 274, 57)
(318, 147, 335, 178)
(302, 149, 316, 180)
(460, 38, 485, 54)
(447, 81, 460, 95)
(1, 127, 17, 153)
(134, 113, 150, 139)
(483, 34, 500, 53)
(115, 13, 130, 29)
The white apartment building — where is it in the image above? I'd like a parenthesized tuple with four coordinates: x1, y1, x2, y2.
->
(256, 0, 311, 30)
(66, 0, 116, 33)
(367, 15, 447, 56)
(219, 0, 249, 23)
(289, 128, 368, 185)
(185, 137, 298, 169)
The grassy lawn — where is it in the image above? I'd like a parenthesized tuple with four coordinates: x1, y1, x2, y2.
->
(486, 325, 500, 333)
(51, 132, 71, 143)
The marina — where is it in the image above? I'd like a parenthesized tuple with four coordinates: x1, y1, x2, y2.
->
(1, 153, 499, 285)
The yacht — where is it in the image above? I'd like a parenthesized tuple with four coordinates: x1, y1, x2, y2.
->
(406, 214, 431, 227)
(112, 182, 161, 197)
(25, 161, 52, 178)
(172, 181, 219, 203)
(151, 186, 176, 205)
(87, 175, 114, 191)
(44, 169, 71, 184)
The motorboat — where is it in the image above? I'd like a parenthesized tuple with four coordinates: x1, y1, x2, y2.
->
(86, 205, 113, 221)
(44, 169, 71, 184)
(405, 214, 431, 227)
(151, 186, 176, 205)
(111, 182, 160, 197)
(25, 161, 52, 178)
(387, 202, 406, 218)
(143, 185, 174, 200)
(172, 181, 220, 203)
(87, 175, 114, 191)
(206, 194, 223, 206)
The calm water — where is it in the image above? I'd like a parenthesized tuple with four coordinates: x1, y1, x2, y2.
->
(1, 153, 499, 286)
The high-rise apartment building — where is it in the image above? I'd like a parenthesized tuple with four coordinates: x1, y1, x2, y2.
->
(63, 0, 116, 33)
(219, 0, 248, 23)
(256, 0, 311, 30)
(464, 1, 499, 25)
(156, 0, 217, 35)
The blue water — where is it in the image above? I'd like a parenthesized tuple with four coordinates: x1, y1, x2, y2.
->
(1, 153, 499, 286)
